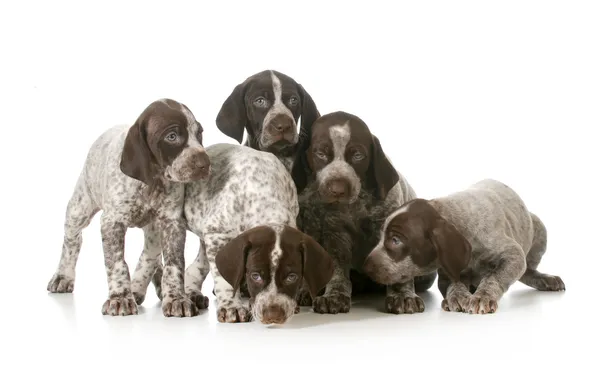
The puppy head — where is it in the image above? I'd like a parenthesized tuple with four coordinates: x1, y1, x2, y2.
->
(215, 225, 333, 325)
(363, 199, 472, 284)
(216, 70, 319, 154)
(120, 99, 210, 186)
(293, 111, 399, 204)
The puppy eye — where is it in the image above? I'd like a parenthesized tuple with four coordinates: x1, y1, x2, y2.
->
(352, 152, 364, 161)
(165, 132, 178, 142)
(315, 151, 328, 161)
(253, 97, 268, 108)
(289, 96, 299, 106)
(286, 273, 298, 283)
(250, 272, 263, 282)
(390, 236, 402, 246)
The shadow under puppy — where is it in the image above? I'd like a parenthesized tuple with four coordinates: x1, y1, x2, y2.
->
(215, 69, 320, 172)
(135, 143, 333, 324)
(364, 179, 566, 314)
(47, 99, 210, 317)
(292, 111, 437, 315)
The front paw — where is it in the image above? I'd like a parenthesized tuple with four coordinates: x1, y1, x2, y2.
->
(187, 291, 210, 310)
(442, 291, 471, 312)
(102, 295, 138, 316)
(217, 305, 252, 323)
(47, 273, 74, 293)
(162, 296, 199, 317)
(313, 293, 351, 314)
(467, 293, 498, 314)
(385, 293, 425, 314)
(296, 290, 312, 307)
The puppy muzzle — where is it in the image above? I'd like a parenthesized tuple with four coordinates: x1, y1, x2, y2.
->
(165, 147, 210, 182)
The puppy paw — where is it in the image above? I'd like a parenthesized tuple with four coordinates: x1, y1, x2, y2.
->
(296, 290, 313, 307)
(467, 294, 498, 314)
(102, 295, 138, 316)
(162, 296, 199, 317)
(385, 293, 425, 314)
(313, 293, 351, 314)
(187, 291, 210, 310)
(294, 305, 300, 314)
(217, 305, 252, 323)
(532, 275, 566, 291)
(47, 273, 74, 293)
(442, 292, 470, 312)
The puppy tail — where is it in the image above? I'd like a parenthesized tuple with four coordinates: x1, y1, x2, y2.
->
(527, 212, 547, 271)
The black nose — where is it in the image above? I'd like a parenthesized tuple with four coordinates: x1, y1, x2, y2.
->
(262, 305, 286, 324)
(327, 179, 348, 198)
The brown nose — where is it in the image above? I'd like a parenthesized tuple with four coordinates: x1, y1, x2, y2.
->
(327, 179, 348, 198)
(194, 152, 210, 174)
(262, 305, 286, 324)
(271, 118, 293, 134)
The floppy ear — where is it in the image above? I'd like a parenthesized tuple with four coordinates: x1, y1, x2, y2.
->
(301, 234, 333, 298)
(291, 145, 311, 194)
(297, 84, 320, 145)
(429, 219, 472, 282)
(216, 82, 248, 144)
(214, 231, 251, 295)
(120, 116, 158, 186)
(368, 135, 400, 200)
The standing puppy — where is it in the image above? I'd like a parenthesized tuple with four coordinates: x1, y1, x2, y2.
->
(47, 99, 210, 317)
(293, 111, 436, 315)
(215, 70, 320, 172)
(363, 179, 566, 314)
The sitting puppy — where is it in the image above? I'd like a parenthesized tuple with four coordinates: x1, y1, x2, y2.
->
(47, 99, 210, 317)
(292, 111, 437, 315)
(132, 143, 333, 324)
(363, 179, 566, 314)
(215, 70, 320, 172)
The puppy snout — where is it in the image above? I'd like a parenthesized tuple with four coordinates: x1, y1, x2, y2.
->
(273, 119, 292, 133)
(194, 151, 210, 172)
(189, 149, 210, 179)
(327, 179, 349, 199)
(262, 304, 286, 324)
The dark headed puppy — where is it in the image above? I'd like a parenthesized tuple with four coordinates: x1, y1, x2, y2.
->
(215, 225, 333, 325)
(364, 179, 565, 315)
(215, 70, 320, 172)
(292, 111, 435, 315)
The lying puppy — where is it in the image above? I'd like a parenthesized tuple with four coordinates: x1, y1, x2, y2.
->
(215, 70, 320, 172)
(292, 111, 436, 315)
(135, 143, 333, 324)
(47, 99, 210, 317)
(363, 179, 566, 314)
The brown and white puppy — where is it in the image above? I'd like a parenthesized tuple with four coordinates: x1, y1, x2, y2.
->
(293, 111, 436, 315)
(47, 99, 210, 318)
(215, 225, 333, 325)
(363, 179, 566, 315)
(215, 70, 320, 172)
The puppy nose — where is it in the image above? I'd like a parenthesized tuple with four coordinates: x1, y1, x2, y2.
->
(194, 151, 210, 172)
(272, 119, 293, 133)
(262, 305, 286, 324)
(327, 179, 348, 198)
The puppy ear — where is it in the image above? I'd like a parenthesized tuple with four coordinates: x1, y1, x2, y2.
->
(120, 115, 157, 186)
(216, 82, 248, 144)
(429, 219, 472, 282)
(301, 234, 333, 299)
(291, 146, 311, 194)
(215, 231, 251, 295)
(297, 84, 320, 145)
(368, 134, 400, 200)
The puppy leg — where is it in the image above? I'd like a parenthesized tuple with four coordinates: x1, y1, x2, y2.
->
(313, 259, 352, 314)
(48, 177, 99, 293)
(131, 223, 162, 305)
(205, 233, 251, 323)
(158, 217, 198, 317)
(414, 271, 437, 293)
(467, 240, 527, 314)
(184, 238, 210, 310)
(385, 280, 425, 314)
(442, 281, 472, 312)
(100, 214, 137, 316)
(519, 213, 565, 291)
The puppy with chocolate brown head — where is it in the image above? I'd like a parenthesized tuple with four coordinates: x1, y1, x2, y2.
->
(215, 225, 333, 325)
(364, 179, 565, 314)
(293, 111, 436, 315)
(215, 70, 320, 172)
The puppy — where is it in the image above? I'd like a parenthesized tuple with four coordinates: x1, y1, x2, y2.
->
(47, 99, 210, 317)
(363, 179, 566, 314)
(132, 143, 332, 324)
(215, 70, 320, 172)
(292, 111, 436, 315)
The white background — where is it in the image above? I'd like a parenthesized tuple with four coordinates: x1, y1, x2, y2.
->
(1, 0, 598, 365)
